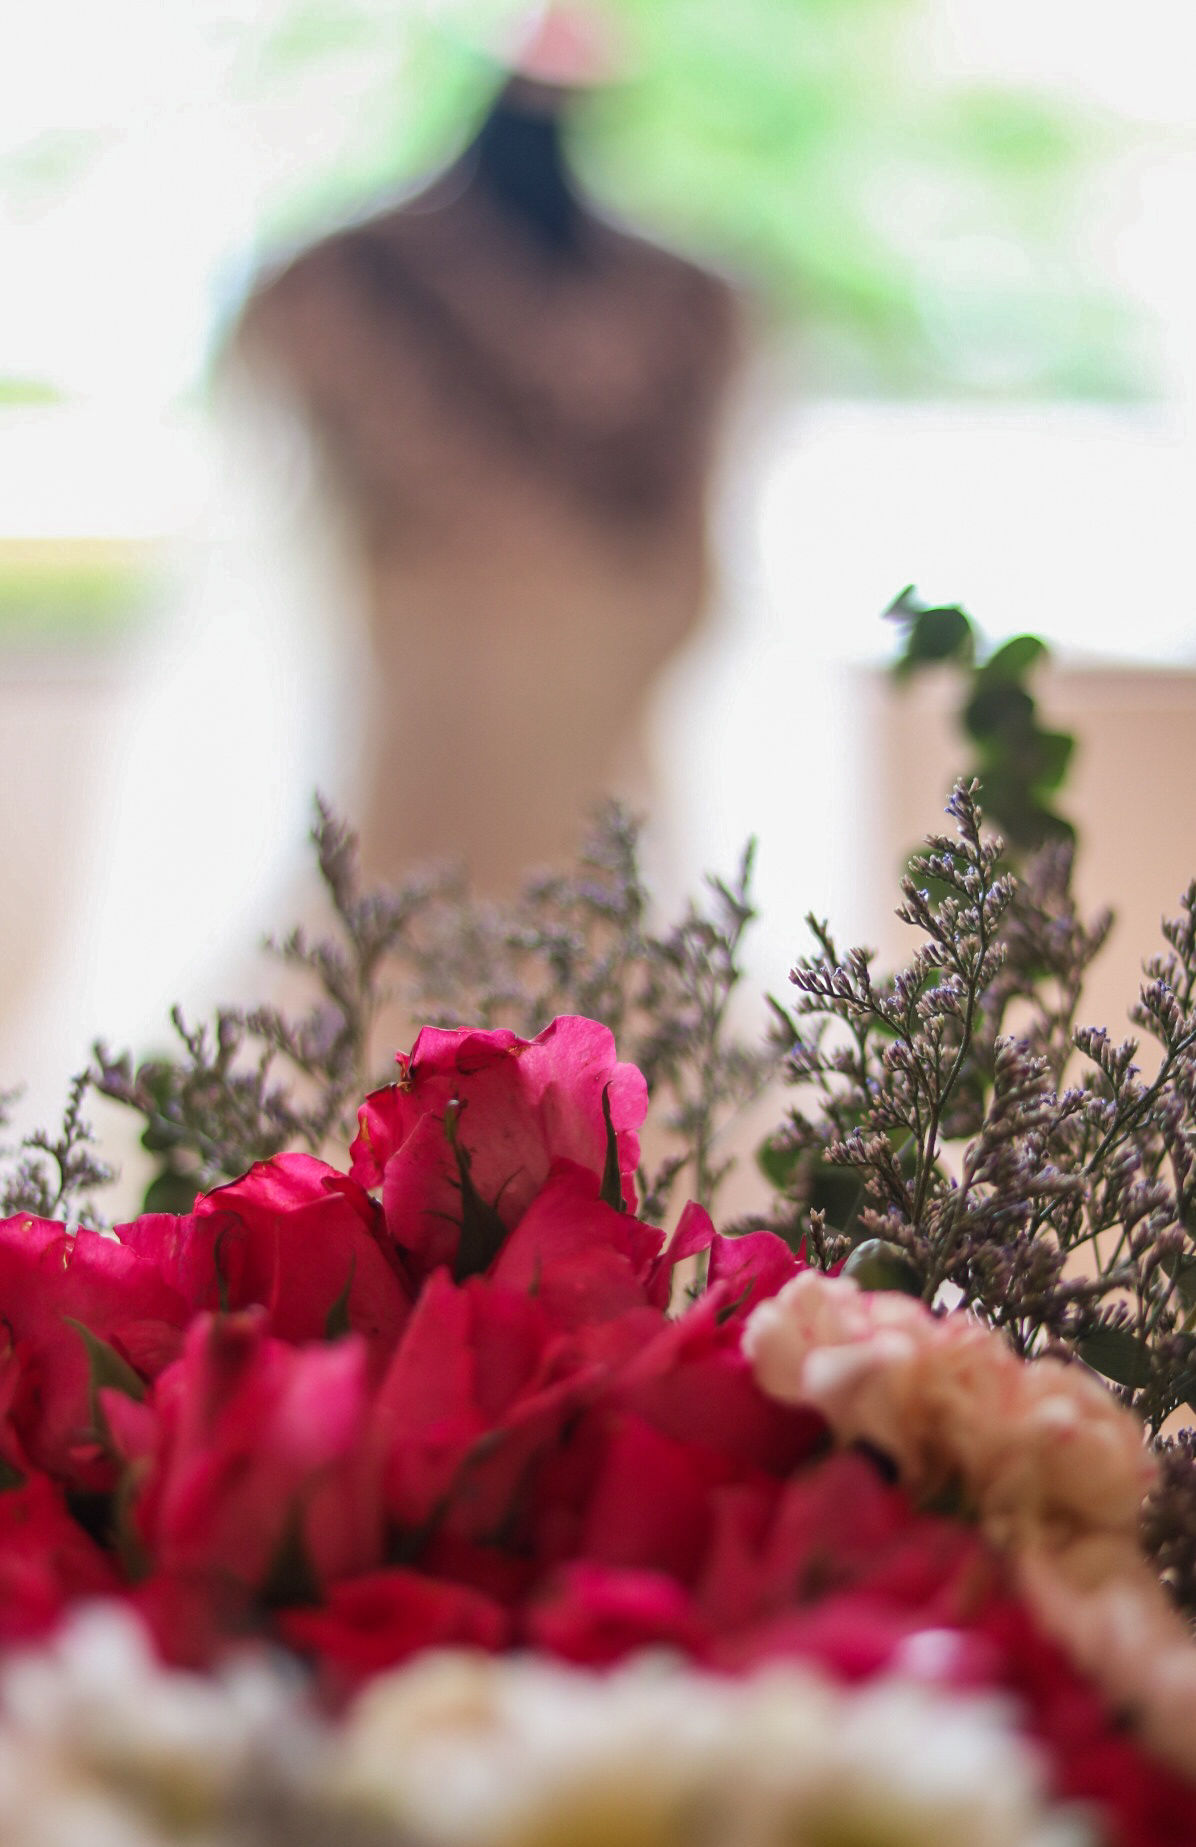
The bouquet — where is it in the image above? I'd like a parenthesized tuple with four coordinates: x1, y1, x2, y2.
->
(2, 783, 1196, 1846)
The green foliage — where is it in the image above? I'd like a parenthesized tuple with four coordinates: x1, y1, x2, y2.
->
(887, 586, 1075, 852)
(0, 129, 107, 209)
(237, 0, 1135, 396)
(0, 376, 66, 407)
(66, 1320, 145, 1404)
(0, 548, 156, 647)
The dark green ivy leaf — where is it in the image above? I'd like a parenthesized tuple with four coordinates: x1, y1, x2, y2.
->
(142, 1166, 201, 1216)
(964, 681, 1035, 741)
(1028, 729, 1075, 794)
(1077, 1326, 1152, 1389)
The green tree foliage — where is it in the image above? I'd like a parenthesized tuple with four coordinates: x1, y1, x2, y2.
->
(237, 0, 1135, 396)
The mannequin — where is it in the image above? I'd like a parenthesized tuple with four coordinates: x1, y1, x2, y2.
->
(234, 28, 741, 893)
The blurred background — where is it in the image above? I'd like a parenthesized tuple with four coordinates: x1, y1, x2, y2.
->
(2, 0, 1194, 1159)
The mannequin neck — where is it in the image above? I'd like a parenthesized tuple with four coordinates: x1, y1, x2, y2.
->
(466, 88, 581, 253)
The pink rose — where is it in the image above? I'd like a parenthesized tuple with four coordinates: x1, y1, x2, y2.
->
(351, 1018, 647, 1280)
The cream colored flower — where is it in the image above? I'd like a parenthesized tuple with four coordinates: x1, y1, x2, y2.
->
(0, 1610, 1095, 1847)
(0, 1603, 315, 1847)
(743, 1270, 1155, 1573)
(1017, 1548, 1196, 1781)
(336, 1648, 1091, 1847)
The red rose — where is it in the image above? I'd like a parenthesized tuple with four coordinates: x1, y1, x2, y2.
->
(370, 1270, 592, 1541)
(0, 1216, 189, 1489)
(0, 1476, 118, 1643)
(490, 1162, 665, 1328)
(611, 1289, 824, 1476)
(566, 1412, 735, 1584)
(660, 1207, 801, 1317)
(526, 1401, 761, 1596)
(113, 1312, 380, 1604)
(351, 1018, 647, 1280)
(707, 1228, 802, 1309)
(973, 1596, 1196, 1846)
(281, 1567, 509, 1689)
(118, 1153, 410, 1362)
(696, 1452, 927, 1641)
(526, 1560, 706, 1665)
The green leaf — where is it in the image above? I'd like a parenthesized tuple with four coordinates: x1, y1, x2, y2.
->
(809, 1164, 865, 1233)
(111, 1462, 151, 1581)
(897, 605, 974, 676)
(842, 1237, 923, 1296)
(980, 634, 1048, 683)
(757, 1133, 802, 1190)
(65, 1319, 146, 1405)
(1028, 729, 1075, 793)
(65, 1318, 146, 1454)
(446, 1100, 510, 1282)
(883, 584, 919, 621)
(1077, 1326, 1152, 1389)
(599, 1085, 623, 1212)
(1160, 1248, 1196, 1309)
(142, 1166, 200, 1215)
(964, 682, 1035, 740)
(714, 1280, 755, 1325)
(212, 1224, 234, 1315)
(261, 1503, 320, 1608)
(139, 1120, 179, 1155)
(324, 1255, 356, 1341)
